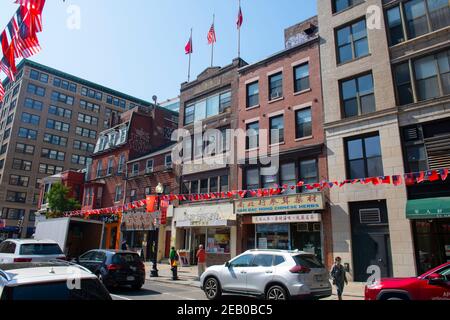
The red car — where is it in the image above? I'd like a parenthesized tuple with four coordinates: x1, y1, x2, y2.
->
(365, 262, 450, 300)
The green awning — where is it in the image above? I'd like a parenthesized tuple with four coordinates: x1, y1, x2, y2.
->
(406, 197, 450, 219)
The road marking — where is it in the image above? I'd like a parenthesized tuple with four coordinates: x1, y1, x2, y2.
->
(110, 294, 132, 300)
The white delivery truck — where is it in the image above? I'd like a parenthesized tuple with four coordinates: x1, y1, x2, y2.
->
(34, 217, 104, 259)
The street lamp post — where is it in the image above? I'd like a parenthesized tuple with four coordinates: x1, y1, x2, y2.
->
(150, 183, 164, 278)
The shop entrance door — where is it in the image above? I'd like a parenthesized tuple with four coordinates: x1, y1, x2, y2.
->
(350, 201, 393, 282)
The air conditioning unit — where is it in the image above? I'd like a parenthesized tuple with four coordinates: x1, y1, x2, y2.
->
(270, 91, 282, 100)
(145, 168, 153, 174)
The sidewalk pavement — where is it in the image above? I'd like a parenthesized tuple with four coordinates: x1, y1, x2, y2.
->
(144, 263, 366, 299)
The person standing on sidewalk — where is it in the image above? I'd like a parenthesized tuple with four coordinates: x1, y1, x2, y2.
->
(196, 245, 206, 279)
(169, 247, 179, 280)
(330, 257, 348, 300)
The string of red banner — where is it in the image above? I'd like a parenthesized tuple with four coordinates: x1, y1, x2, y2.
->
(0, 0, 46, 102)
(64, 168, 449, 218)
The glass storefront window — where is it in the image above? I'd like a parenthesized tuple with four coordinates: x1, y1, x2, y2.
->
(206, 228, 230, 254)
(256, 224, 289, 250)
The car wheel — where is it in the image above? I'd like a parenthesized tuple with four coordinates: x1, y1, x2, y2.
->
(266, 285, 288, 301)
(204, 277, 222, 300)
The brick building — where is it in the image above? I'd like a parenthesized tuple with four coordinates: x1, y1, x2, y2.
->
(172, 58, 247, 266)
(236, 17, 334, 269)
(83, 105, 178, 250)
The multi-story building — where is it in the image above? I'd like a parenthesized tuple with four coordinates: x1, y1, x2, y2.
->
(83, 105, 178, 250)
(160, 96, 180, 113)
(125, 143, 176, 261)
(317, 0, 449, 280)
(173, 58, 247, 266)
(0, 59, 147, 239)
(236, 18, 334, 269)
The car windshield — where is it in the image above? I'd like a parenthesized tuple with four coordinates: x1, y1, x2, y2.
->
(293, 254, 324, 268)
(19, 244, 63, 255)
(3, 280, 111, 300)
(112, 253, 140, 265)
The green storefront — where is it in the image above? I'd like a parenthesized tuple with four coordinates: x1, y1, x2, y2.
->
(407, 197, 450, 275)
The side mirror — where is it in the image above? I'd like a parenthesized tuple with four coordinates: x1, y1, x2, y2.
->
(428, 273, 445, 285)
(225, 261, 231, 268)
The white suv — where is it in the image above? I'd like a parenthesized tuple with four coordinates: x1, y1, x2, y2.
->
(0, 261, 111, 300)
(200, 249, 332, 300)
(0, 239, 66, 263)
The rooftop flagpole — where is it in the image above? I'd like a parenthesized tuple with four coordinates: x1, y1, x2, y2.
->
(211, 14, 215, 67)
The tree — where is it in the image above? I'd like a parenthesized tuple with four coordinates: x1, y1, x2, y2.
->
(46, 182, 81, 219)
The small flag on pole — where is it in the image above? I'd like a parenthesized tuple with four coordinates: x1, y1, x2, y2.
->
(207, 23, 216, 44)
(185, 35, 193, 55)
(237, 5, 243, 29)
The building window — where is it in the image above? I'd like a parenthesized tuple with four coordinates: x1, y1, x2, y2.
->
(80, 100, 100, 113)
(39, 164, 63, 175)
(107, 158, 114, 176)
(210, 177, 218, 193)
(78, 113, 98, 125)
(24, 98, 43, 111)
(48, 105, 72, 119)
(46, 119, 70, 132)
(245, 168, 259, 190)
(51, 91, 74, 105)
(346, 133, 384, 179)
(184, 90, 231, 125)
(294, 63, 310, 93)
(18, 128, 38, 140)
(71, 155, 88, 165)
(2, 208, 25, 220)
(165, 154, 172, 167)
(393, 63, 414, 105)
(246, 81, 259, 108)
(246, 121, 259, 149)
(6, 191, 27, 203)
(9, 175, 29, 187)
(130, 189, 137, 202)
(340, 73, 375, 118)
(200, 179, 208, 194)
(184, 105, 195, 125)
(220, 175, 229, 192)
(96, 162, 103, 178)
(280, 163, 297, 195)
(295, 108, 312, 139)
(12, 159, 32, 171)
(16, 143, 35, 155)
(269, 115, 284, 144)
(300, 159, 318, 192)
(114, 185, 123, 202)
(336, 19, 368, 64)
(131, 163, 139, 176)
(219, 91, 232, 113)
(332, 0, 363, 13)
(118, 154, 126, 173)
(146, 159, 154, 173)
(269, 72, 283, 100)
(387, 0, 449, 46)
(27, 83, 46, 96)
(21, 112, 40, 125)
(41, 148, 65, 161)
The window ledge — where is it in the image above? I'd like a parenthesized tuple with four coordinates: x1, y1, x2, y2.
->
(336, 53, 371, 68)
(294, 88, 312, 96)
(246, 105, 260, 111)
(246, 147, 259, 152)
(295, 136, 313, 142)
(269, 142, 285, 147)
(268, 97, 284, 104)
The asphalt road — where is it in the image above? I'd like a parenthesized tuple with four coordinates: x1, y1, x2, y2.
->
(109, 280, 363, 300)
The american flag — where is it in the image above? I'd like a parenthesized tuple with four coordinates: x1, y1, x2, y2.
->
(15, 7, 41, 58)
(15, 0, 45, 32)
(0, 31, 16, 82)
(207, 23, 216, 44)
(237, 6, 243, 29)
(0, 82, 5, 102)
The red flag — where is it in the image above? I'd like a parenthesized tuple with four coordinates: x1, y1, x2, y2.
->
(15, 0, 46, 32)
(439, 169, 448, 181)
(415, 171, 425, 183)
(426, 170, 440, 182)
(207, 23, 216, 44)
(237, 6, 243, 29)
(0, 82, 4, 102)
(0, 31, 17, 81)
(185, 35, 193, 54)
(392, 175, 402, 186)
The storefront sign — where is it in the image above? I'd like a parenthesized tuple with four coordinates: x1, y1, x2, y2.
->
(252, 213, 322, 224)
(235, 193, 324, 214)
(406, 197, 450, 219)
(122, 212, 155, 231)
(160, 200, 169, 225)
(174, 203, 235, 228)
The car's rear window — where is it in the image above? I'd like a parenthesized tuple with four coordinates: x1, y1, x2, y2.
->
(19, 244, 63, 255)
(112, 253, 141, 265)
(2, 280, 111, 300)
(293, 255, 324, 268)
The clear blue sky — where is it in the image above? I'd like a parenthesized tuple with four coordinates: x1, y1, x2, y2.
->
(0, 0, 317, 102)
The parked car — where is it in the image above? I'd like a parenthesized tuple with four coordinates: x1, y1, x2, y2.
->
(0, 239, 66, 264)
(365, 262, 450, 300)
(200, 249, 332, 300)
(0, 261, 112, 300)
(73, 249, 145, 290)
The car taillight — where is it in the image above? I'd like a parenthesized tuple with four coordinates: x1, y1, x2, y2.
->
(14, 258, 32, 263)
(290, 265, 311, 274)
(107, 264, 122, 271)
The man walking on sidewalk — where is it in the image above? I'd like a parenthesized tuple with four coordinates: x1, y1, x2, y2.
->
(196, 245, 206, 279)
